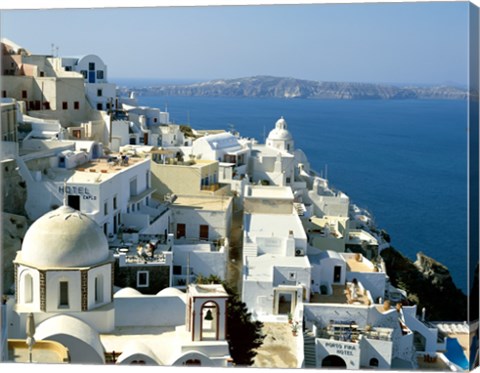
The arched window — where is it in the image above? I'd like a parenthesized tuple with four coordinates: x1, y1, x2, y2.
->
(95, 275, 103, 303)
(23, 273, 34, 303)
(59, 281, 69, 308)
(370, 358, 379, 367)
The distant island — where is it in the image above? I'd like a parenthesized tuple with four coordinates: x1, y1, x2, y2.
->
(118, 75, 468, 100)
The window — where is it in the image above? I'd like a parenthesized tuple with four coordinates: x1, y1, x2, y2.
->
(113, 196, 117, 210)
(97, 89, 103, 97)
(288, 272, 297, 281)
(43, 102, 50, 110)
(106, 102, 111, 110)
(24, 274, 34, 303)
(129, 177, 137, 197)
(1, 90, 6, 98)
(369, 358, 379, 367)
(22, 90, 27, 99)
(95, 276, 103, 303)
(104, 223, 108, 235)
(173, 265, 182, 275)
(286, 177, 291, 184)
(80, 70, 87, 79)
(200, 225, 209, 240)
(65, 66, 72, 71)
(97, 103, 103, 110)
(89, 62, 95, 70)
(153, 117, 158, 123)
(59, 281, 69, 307)
(72, 129, 81, 139)
(137, 271, 149, 287)
(39, 71, 44, 77)
(96, 70, 104, 79)
(104, 201, 108, 215)
(62, 101, 68, 110)
(74, 101, 80, 110)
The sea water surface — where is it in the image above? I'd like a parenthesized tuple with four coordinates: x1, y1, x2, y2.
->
(136, 95, 469, 293)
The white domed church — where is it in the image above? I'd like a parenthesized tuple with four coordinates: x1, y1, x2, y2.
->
(266, 116, 294, 153)
(16, 205, 114, 316)
(8, 202, 231, 366)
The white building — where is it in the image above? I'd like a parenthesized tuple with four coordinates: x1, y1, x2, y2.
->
(19, 143, 167, 240)
(302, 302, 417, 370)
(241, 185, 311, 319)
(191, 132, 250, 178)
(244, 117, 298, 187)
(61, 54, 117, 112)
(5, 204, 232, 366)
(170, 195, 233, 243)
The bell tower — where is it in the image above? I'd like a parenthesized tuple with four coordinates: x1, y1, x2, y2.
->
(186, 284, 229, 342)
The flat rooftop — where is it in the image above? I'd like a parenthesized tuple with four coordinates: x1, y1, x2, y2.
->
(344, 255, 377, 273)
(245, 213, 307, 240)
(171, 195, 232, 211)
(44, 154, 149, 184)
(311, 284, 370, 306)
(245, 255, 311, 281)
(347, 229, 378, 245)
(76, 153, 146, 175)
(245, 185, 294, 200)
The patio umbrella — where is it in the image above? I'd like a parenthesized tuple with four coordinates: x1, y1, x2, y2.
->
(26, 313, 35, 363)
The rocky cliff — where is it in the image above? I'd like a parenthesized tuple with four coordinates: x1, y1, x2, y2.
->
(123, 76, 468, 100)
(380, 247, 467, 321)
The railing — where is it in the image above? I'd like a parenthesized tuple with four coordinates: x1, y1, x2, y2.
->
(317, 325, 392, 343)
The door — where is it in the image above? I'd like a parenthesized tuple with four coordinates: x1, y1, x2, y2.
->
(67, 195, 80, 210)
(88, 71, 96, 83)
(176, 223, 186, 239)
(333, 266, 342, 283)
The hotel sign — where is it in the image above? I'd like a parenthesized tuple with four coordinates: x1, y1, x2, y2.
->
(59, 185, 97, 200)
(325, 342, 357, 356)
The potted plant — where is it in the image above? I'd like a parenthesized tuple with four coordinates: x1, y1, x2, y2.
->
(287, 312, 293, 324)
(292, 322, 300, 336)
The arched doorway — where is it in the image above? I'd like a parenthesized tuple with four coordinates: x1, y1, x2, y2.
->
(322, 355, 347, 369)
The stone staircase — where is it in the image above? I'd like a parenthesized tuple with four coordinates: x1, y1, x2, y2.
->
(303, 330, 317, 368)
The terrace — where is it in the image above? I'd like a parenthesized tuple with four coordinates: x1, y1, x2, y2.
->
(76, 153, 145, 174)
(311, 283, 372, 306)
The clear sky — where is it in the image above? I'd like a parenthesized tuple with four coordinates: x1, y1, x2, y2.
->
(0, 1, 470, 86)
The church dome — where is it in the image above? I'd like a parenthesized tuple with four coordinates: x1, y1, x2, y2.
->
(267, 116, 292, 141)
(21, 205, 110, 268)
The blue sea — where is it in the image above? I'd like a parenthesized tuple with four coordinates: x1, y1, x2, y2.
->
(135, 95, 469, 294)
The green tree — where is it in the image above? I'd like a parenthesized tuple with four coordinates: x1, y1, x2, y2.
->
(196, 275, 265, 366)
